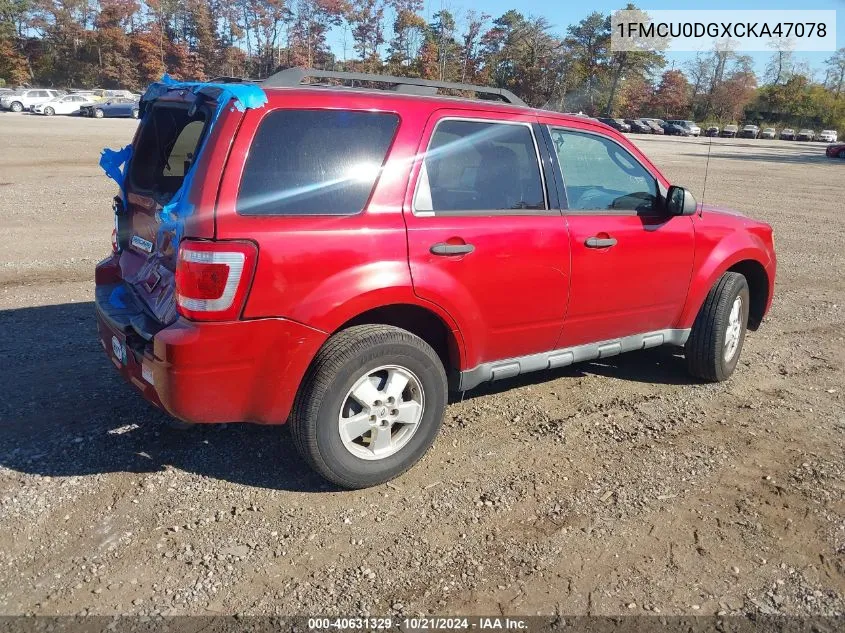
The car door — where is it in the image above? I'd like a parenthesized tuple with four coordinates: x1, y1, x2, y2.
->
(543, 122, 695, 348)
(403, 109, 570, 369)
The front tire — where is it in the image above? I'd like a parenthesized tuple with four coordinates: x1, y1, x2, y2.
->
(131, 108, 139, 119)
(44, 107, 54, 116)
(685, 272, 750, 382)
(839, 149, 845, 159)
(94, 108, 104, 118)
(290, 325, 447, 489)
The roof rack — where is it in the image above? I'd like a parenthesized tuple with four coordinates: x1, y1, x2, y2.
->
(262, 67, 527, 107)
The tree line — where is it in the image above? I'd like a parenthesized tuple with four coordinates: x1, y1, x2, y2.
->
(2, 0, 844, 128)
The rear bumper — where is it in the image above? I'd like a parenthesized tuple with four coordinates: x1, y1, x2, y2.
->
(95, 259, 327, 424)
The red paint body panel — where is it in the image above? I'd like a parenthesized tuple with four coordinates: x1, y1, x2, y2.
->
(561, 214, 694, 347)
(96, 86, 777, 425)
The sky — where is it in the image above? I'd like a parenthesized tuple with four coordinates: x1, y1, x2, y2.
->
(328, 0, 845, 81)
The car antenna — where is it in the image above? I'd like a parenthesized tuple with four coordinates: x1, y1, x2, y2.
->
(699, 132, 713, 217)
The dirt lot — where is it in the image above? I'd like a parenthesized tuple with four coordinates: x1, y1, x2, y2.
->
(0, 112, 843, 618)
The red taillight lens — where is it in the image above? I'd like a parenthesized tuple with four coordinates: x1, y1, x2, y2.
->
(111, 228, 119, 253)
(175, 240, 258, 321)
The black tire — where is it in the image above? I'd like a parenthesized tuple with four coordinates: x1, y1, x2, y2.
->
(685, 272, 750, 382)
(10, 101, 23, 113)
(94, 108, 104, 119)
(44, 107, 54, 116)
(290, 324, 447, 489)
(839, 149, 845, 159)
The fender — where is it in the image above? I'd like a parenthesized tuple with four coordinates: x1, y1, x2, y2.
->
(676, 227, 774, 330)
(284, 260, 469, 370)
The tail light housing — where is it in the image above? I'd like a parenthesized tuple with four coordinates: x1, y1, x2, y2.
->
(175, 240, 258, 321)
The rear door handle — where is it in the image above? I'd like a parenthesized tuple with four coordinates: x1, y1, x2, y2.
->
(585, 236, 617, 248)
(430, 242, 475, 256)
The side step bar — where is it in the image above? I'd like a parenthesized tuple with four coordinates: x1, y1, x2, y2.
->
(457, 328, 691, 391)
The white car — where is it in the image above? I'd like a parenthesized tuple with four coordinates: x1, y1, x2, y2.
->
(818, 130, 838, 143)
(32, 94, 95, 116)
(0, 89, 63, 112)
(761, 127, 776, 139)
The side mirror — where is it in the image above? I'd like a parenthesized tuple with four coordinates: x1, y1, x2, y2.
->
(666, 185, 698, 216)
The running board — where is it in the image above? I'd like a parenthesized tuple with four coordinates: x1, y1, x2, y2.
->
(458, 328, 691, 391)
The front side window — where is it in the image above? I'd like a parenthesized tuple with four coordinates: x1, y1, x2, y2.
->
(414, 119, 545, 213)
(237, 110, 399, 216)
(550, 128, 658, 213)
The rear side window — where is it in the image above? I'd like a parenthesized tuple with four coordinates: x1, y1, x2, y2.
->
(414, 119, 545, 214)
(237, 110, 399, 216)
(129, 103, 208, 196)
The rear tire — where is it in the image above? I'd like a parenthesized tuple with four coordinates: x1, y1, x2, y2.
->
(685, 272, 750, 382)
(839, 149, 845, 159)
(290, 325, 447, 489)
(10, 101, 22, 113)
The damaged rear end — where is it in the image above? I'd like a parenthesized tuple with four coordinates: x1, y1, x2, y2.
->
(94, 78, 280, 422)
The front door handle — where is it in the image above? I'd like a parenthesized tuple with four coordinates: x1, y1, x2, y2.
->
(585, 236, 617, 248)
(431, 242, 475, 256)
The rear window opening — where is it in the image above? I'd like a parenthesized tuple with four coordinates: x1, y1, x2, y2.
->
(129, 102, 210, 199)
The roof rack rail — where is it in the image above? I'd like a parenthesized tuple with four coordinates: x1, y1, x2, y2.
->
(206, 76, 258, 84)
(262, 67, 527, 107)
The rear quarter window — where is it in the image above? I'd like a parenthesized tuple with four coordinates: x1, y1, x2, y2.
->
(236, 109, 399, 216)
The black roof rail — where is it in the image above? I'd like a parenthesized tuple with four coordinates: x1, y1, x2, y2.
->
(207, 76, 258, 84)
(262, 67, 527, 107)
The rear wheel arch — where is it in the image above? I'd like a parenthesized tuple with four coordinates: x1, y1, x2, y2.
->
(334, 303, 464, 389)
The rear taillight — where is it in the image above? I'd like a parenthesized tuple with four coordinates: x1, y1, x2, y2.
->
(175, 240, 257, 321)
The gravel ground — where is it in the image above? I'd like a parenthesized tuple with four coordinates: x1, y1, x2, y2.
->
(0, 112, 843, 617)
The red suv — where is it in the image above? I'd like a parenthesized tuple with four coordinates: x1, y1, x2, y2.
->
(95, 69, 776, 488)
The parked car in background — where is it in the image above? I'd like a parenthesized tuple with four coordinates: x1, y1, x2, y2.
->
(721, 124, 739, 138)
(89, 88, 138, 101)
(818, 130, 838, 143)
(95, 69, 776, 488)
(624, 118, 652, 133)
(81, 97, 140, 119)
(598, 117, 631, 133)
(738, 124, 760, 139)
(705, 125, 719, 137)
(826, 142, 845, 158)
(32, 94, 95, 116)
(761, 127, 777, 139)
(643, 119, 664, 134)
(797, 129, 815, 141)
(665, 120, 701, 136)
(0, 89, 63, 112)
(780, 128, 795, 140)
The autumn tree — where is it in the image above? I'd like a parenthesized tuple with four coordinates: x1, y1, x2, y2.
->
(346, 0, 384, 70)
(562, 12, 610, 114)
(650, 69, 689, 119)
(603, 5, 665, 116)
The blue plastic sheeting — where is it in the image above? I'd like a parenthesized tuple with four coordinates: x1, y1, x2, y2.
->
(100, 74, 267, 245)
(99, 144, 133, 200)
(141, 73, 267, 112)
(108, 284, 127, 309)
